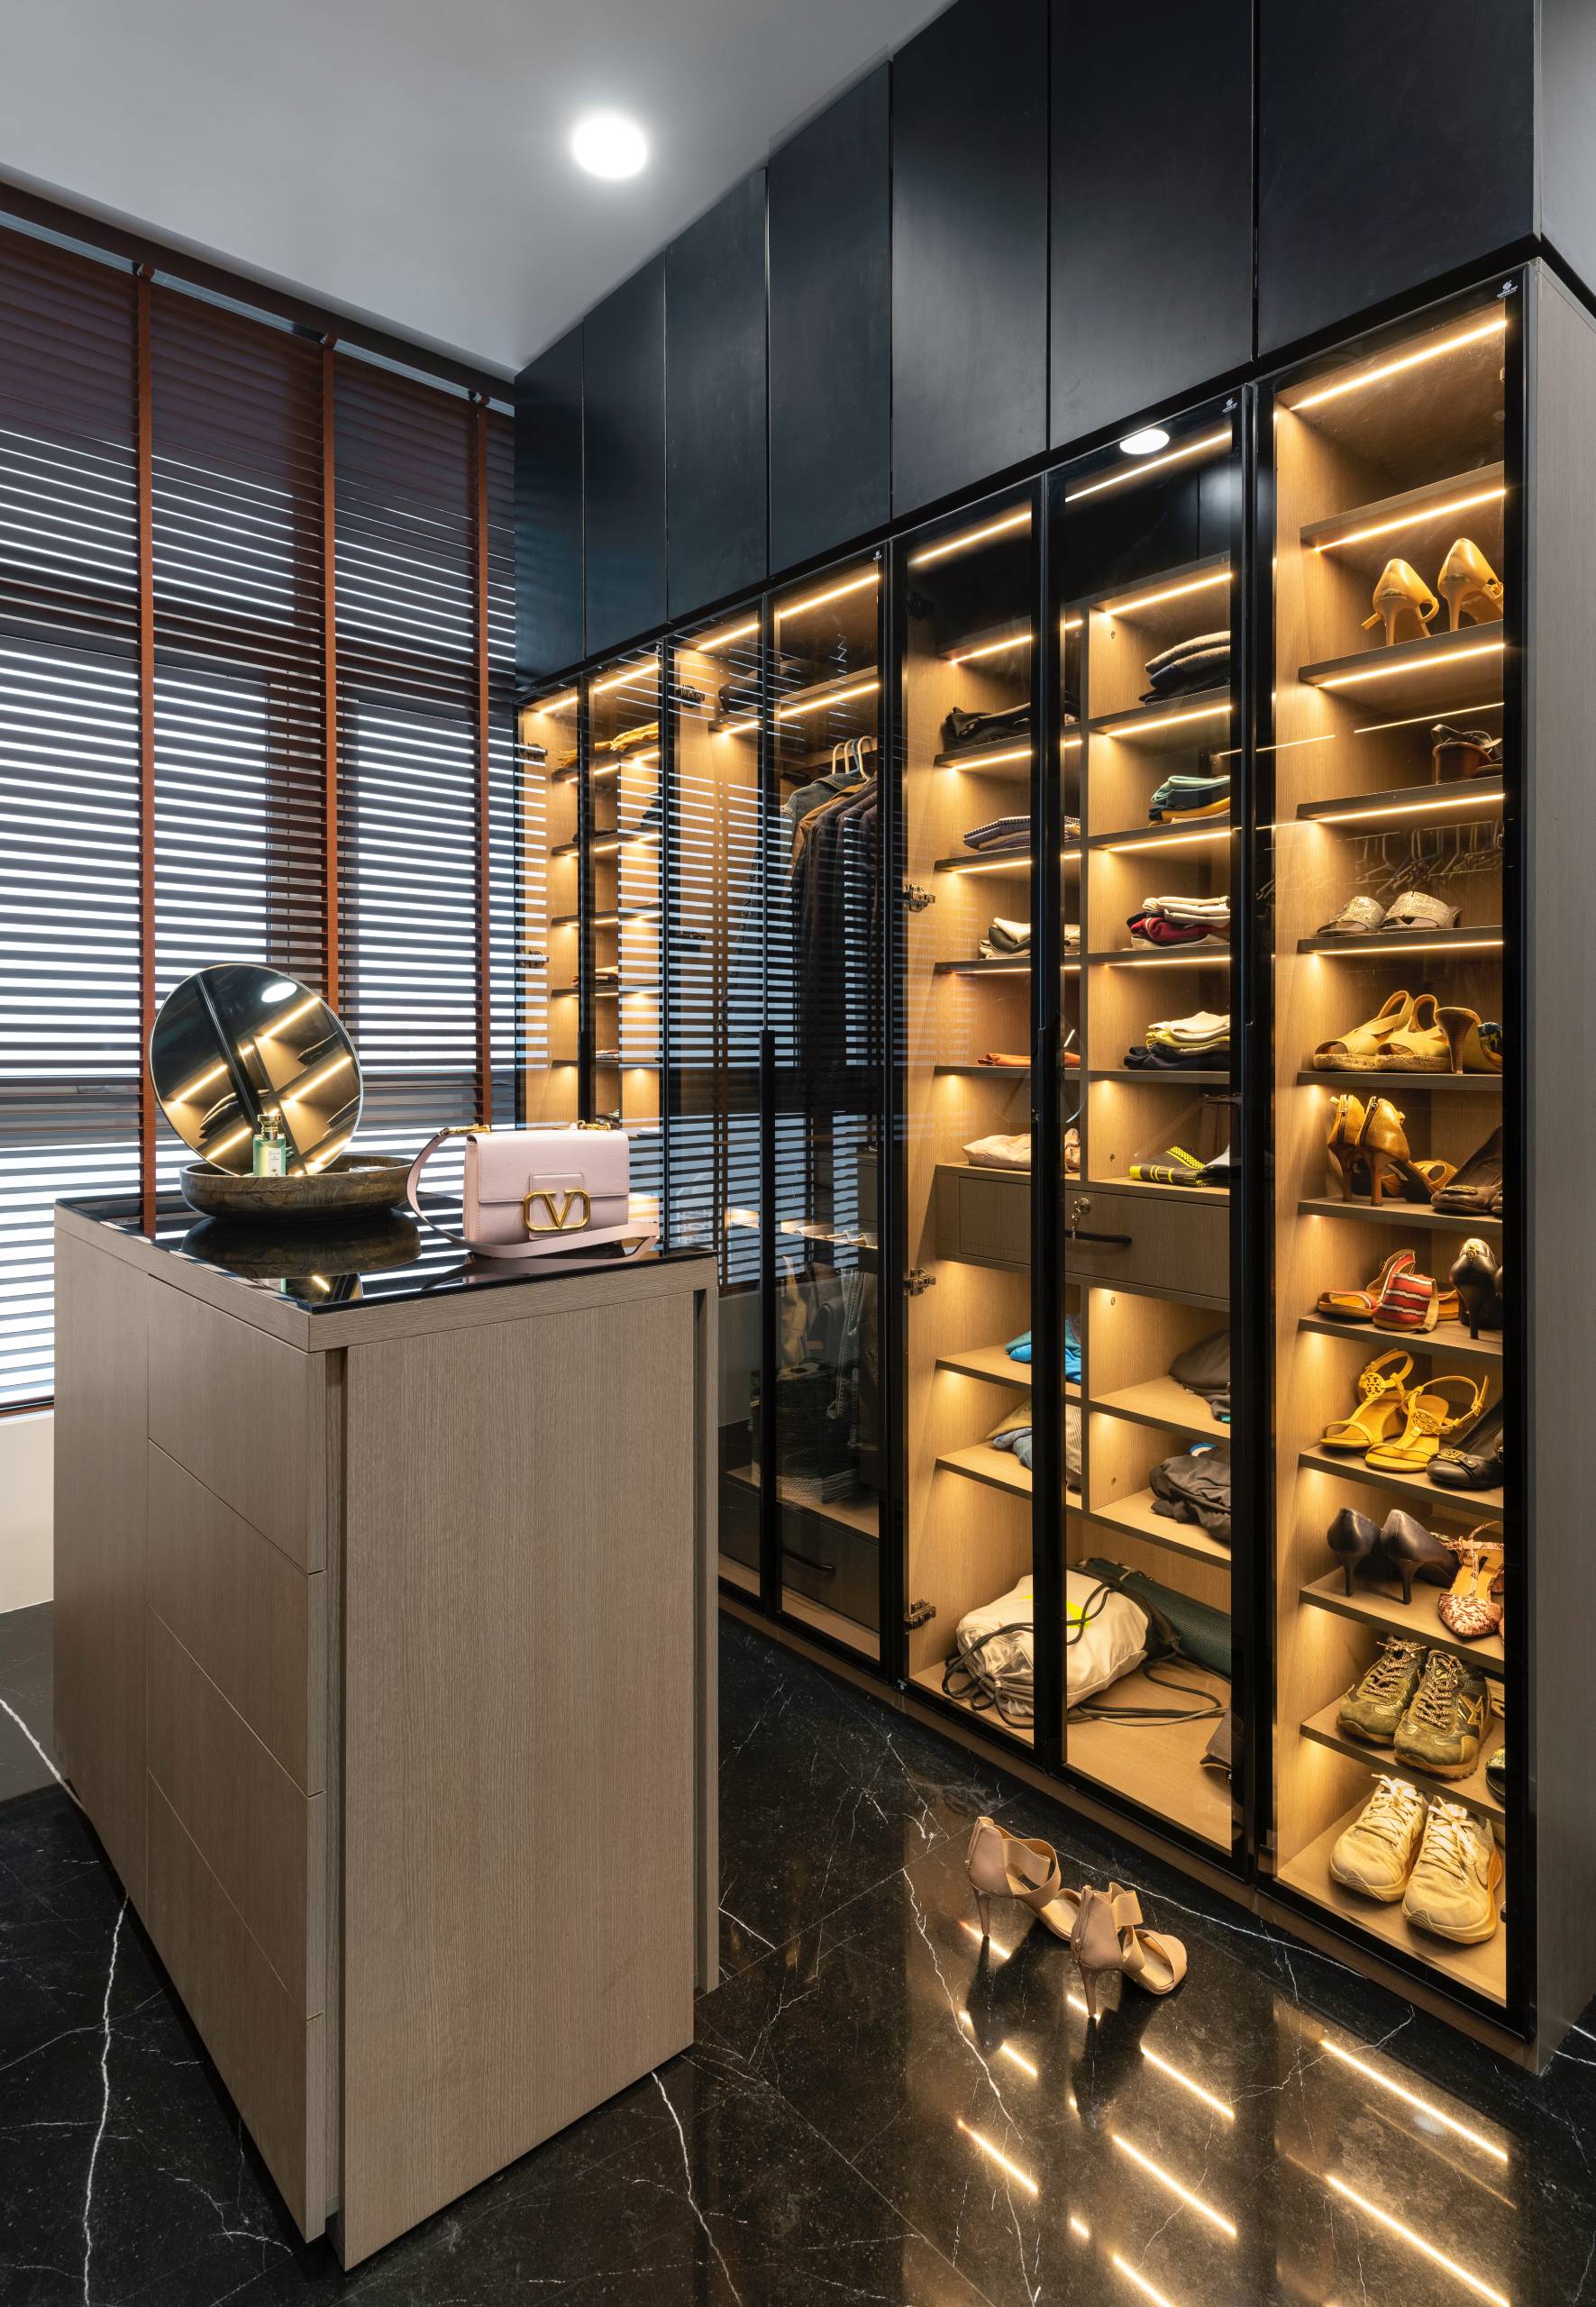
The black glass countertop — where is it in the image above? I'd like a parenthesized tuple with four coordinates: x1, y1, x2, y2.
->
(59, 1195, 709, 1309)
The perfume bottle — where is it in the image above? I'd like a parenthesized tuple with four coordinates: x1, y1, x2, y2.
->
(251, 1112, 287, 1178)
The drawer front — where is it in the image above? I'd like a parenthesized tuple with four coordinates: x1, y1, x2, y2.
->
(146, 1609, 324, 2016)
(147, 1444, 322, 1792)
(1062, 1183, 1227, 1299)
(147, 1283, 324, 1569)
(144, 1778, 324, 2239)
(779, 1504, 880, 1631)
(938, 1165, 1031, 1269)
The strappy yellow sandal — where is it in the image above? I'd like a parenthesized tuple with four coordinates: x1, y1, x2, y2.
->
(1363, 1374, 1490, 1474)
(1310, 990, 1414, 1072)
(1318, 1350, 1413, 1453)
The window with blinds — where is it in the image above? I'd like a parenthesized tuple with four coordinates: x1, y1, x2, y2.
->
(0, 218, 515, 1412)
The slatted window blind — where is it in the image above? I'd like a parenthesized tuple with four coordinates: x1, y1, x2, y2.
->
(0, 219, 515, 1411)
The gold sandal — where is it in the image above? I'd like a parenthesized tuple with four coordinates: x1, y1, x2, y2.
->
(1311, 990, 1414, 1073)
(1364, 1374, 1490, 1473)
(1319, 1351, 1413, 1452)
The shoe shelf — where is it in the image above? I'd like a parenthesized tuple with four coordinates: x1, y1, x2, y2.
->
(1297, 1069, 1501, 1094)
(1299, 626, 1506, 715)
(1297, 1443, 1503, 1515)
(1276, 1801, 1506, 2007)
(1296, 781, 1504, 827)
(1092, 1066, 1230, 1086)
(1085, 689, 1233, 751)
(1298, 1566, 1505, 1679)
(1296, 926, 1503, 959)
(1083, 1491, 1232, 1571)
(1298, 1197, 1501, 1235)
(1298, 1700, 1505, 1828)
(1296, 1311, 1502, 1364)
(1076, 548, 1232, 618)
(1090, 1374, 1228, 1443)
(935, 1443, 1032, 1500)
(1068, 1673, 1236, 1852)
(1298, 461, 1506, 570)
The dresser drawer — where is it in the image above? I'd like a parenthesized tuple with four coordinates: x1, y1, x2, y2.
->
(936, 1163, 1031, 1270)
(1062, 1182, 1228, 1300)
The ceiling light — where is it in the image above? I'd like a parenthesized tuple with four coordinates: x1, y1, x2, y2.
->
(569, 111, 649, 180)
(1120, 426, 1172, 455)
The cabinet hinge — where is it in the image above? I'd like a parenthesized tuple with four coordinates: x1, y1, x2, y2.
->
(904, 1267, 937, 1297)
(902, 882, 935, 913)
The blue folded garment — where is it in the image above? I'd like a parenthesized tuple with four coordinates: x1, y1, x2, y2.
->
(1064, 1315, 1081, 1384)
(989, 1422, 1034, 1472)
(1006, 1330, 1032, 1364)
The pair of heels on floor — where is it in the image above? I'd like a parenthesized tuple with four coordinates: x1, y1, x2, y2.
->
(1319, 1351, 1490, 1476)
(1325, 1093, 1455, 1208)
(1364, 540, 1503, 645)
(966, 1818, 1186, 2022)
(1313, 992, 1502, 1078)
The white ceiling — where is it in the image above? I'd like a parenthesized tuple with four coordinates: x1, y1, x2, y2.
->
(0, 0, 947, 378)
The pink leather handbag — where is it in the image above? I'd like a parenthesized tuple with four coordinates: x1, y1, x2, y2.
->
(405, 1126, 650, 1259)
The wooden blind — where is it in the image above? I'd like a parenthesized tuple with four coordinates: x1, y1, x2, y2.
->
(0, 221, 514, 1410)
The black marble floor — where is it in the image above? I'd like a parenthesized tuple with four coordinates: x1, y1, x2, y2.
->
(3, 1607, 1593, 2305)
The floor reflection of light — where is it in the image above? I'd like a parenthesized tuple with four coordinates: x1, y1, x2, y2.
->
(1111, 2134, 1236, 2239)
(961, 1919, 1011, 1960)
(1066, 1990, 1088, 2020)
(1111, 2252, 1180, 2307)
(1141, 2044, 1235, 2121)
(955, 2118, 1039, 2197)
(1070, 2214, 1090, 2241)
(999, 2043, 1038, 2080)
(1325, 2173, 1509, 2307)
(1319, 2038, 1509, 2164)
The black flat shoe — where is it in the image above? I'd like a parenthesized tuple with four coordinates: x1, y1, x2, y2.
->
(1434, 1126, 1504, 1217)
(1429, 1400, 1506, 1490)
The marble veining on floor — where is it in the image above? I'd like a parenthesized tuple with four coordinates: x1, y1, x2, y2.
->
(1, 1600, 1592, 2303)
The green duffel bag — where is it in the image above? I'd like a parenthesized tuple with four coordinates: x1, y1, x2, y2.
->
(1081, 1556, 1232, 1681)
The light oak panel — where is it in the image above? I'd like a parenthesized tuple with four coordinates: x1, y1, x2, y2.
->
(52, 1226, 149, 1905)
(340, 1290, 700, 2264)
(147, 1443, 322, 1792)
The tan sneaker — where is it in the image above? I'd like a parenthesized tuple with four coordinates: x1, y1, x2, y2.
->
(1329, 1774, 1427, 1902)
(1402, 1799, 1503, 1943)
(1392, 1649, 1492, 1778)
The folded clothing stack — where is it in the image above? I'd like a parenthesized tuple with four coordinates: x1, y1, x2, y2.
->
(1149, 1443, 1231, 1543)
(1141, 630, 1231, 704)
(1123, 1008, 1231, 1070)
(1128, 893, 1230, 947)
(963, 1132, 1030, 1171)
(944, 701, 1033, 751)
(1171, 1328, 1230, 1424)
(986, 1397, 1083, 1489)
(1064, 1121, 1080, 1175)
(979, 914, 1030, 961)
(964, 814, 1030, 855)
(1147, 769, 1230, 823)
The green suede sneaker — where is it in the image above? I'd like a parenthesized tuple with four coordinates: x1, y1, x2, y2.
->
(1338, 1638, 1427, 1745)
(1394, 1651, 1493, 1780)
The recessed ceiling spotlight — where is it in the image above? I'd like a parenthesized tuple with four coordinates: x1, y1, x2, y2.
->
(1119, 426, 1172, 456)
(569, 111, 649, 180)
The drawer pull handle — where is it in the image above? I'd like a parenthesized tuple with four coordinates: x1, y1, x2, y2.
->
(780, 1544, 836, 1578)
(1066, 1194, 1132, 1249)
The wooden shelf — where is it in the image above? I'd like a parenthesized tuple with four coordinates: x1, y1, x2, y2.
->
(1300, 464, 1505, 569)
(1090, 1374, 1227, 1443)
(934, 850, 1032, 873)
(1086, 689, 1232, 751)
(933, 956, 1033, 976)
(1276, 1801, 1505, 2006)
(935, 1443, 1031, 1500)
(1296, 780, 1504, 827)
(1298, 1197, 1500, 1236)
(1088, 818, 1232, 853)
(1087, 945, 1230, 967)
(1296, 1069, 1501, 1093)
(1299, 626, 1506, 715)
(1084, 1489, 1232, 1571)
(933, 734, 1035, 772)
(910, 1662, 1035, 1747)
(1299, 1700, 1504, 1828)
(1297, 1311, 1502, 1364)
(1090, 1174, 1230, 1205)
(1296, 925, 1501, 957)
(1297, 1443, 1502, 1515)
(940, 620, 1033, 664)
(1079, 550, 1231, 619)
(933, 1062, 1032, 1078)
(725, 1464, 880, 1539)
(936, 1344, 1036, 1389)
(1298, 1566, 1505, 1679)
(1066, 1666, 1235, 1851)
(1094, 1067, 1229, 1086)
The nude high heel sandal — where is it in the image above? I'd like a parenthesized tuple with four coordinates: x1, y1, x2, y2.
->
(964, 1816, 1081, 1941)
(1070, 1883, 1187, 2022)
(1436, 537, 1504, 631)
(1363, 558, 1439, 646)
(1354, 1097, 1452, 1206)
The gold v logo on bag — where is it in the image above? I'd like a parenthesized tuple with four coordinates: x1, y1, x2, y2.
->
(523, 1186, 592, 1235)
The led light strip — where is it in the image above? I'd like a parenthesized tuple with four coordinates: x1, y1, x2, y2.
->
(949, 628, 1034, 665)
(777, 568, 879, 620)
(1304, 789, 1505, 828)
(590, 659, 659, 698)
(1288, 311, 1507, 415)
(693, 615, 760, 652)
(1354, 700, 1501, 735)
(1100, 826, 1232, 856)
(943, 743, 1032, 771)
(1311, 935, 1502, 956)
(535, 689, 578, 714)
(1065, 427, 1232, 503)
(1318, 2037, 1509, 2164)
(776, 676, 880, 721)
(1099, 569, 1232, 616)
(909, 506, 1031, 567)
(1318, 639, 1503, 690)
(1099, 701, 1232, 739)
(1313, 485, 1504, 554)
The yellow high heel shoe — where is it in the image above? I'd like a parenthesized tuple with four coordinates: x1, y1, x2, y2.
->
(1363, 558, 1439, 647)
(1364, 1373, 1490, 1474)
(1436, 537, 1504, 631)
(1319, 1350, 1413, 1453)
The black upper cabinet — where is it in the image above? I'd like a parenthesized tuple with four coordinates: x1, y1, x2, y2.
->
(1540, 0, 1596, 309)
(891, 0, 1049, 516)
(769, 68, 890, 573)
(1052, 0, 1251, 447)
(514, 324, 583, 684)
(583, 256, 666, 656)
(667, 173, 768, 620)
(1257, 1, 1535, 359)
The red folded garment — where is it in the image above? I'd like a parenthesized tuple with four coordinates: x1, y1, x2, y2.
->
(1128, 912, 1213, 946)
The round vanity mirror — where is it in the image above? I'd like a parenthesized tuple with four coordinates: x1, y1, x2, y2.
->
(150, 963, 361, 1175)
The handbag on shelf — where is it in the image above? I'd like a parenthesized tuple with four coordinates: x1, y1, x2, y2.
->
(405, 1125, 652, 1260)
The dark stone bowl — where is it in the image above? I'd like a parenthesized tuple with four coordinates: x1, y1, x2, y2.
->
(179, 1152, 412, 1220)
